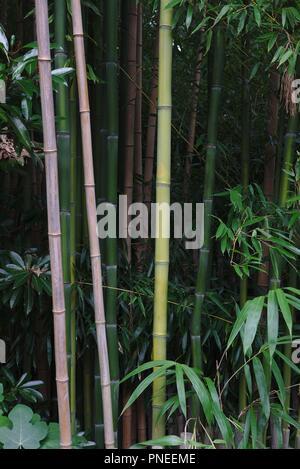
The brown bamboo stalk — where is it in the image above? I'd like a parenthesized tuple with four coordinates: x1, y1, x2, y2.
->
(144, 32, 159, 213)
(137, 395, 147, 442)
(183, 47, 203, 201)
(122, 385, 133, 448)
(257, 69, 280, 289)
(133, 2, 144, 270)
(134, 2, 143, 206)
(70, 0, 114, 449)
(123, 1, 138, 264)
(35, 0, 71, 449)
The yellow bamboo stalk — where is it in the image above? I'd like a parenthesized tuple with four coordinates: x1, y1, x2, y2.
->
(35, 0, 71, 449)
(152, 0, 173, 439)
(70, 0, 114, 449)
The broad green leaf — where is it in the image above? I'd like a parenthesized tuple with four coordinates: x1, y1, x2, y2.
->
(122, 365, 171, 414)
(175, 365, 186, 418)
(253, 6, 261, 26)
(182, 365, 213, 424)
(271, 359, 286, 409)
(275, 349, 300, 375)
(275, 289, 292, 336)
(0, 405, 48, 449)
(243, 296, 264, 354)
(121, 360, 174, 382)
(253, 357, 270, 420)
(228, 297, 264, 350)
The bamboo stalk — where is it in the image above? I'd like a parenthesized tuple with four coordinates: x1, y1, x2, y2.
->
(94, 359, 105, 448)
(35, 0, 71, 449)
(69, 80, 78, 433)
(122, 385, 133, 448)
(183, 47, 202, 202)
(239, 49, 250, 416)
(144, 32, 159, 213)
(191, 26, 225, 416)
(104, 0, 119, 435)
(54, 0, 74, 431)
(257, 70, 280, 289)
(83, 346, 93, 437)
(134, 1, 144, 270)
(137, 395, 147, 442)
(123, 0, 138, 264)
(71, 0, 114, 449)
(152, 0, 173, 439)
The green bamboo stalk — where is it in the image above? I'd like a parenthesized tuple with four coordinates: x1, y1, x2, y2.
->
(69, 80, 78, 433)
(54, 0, 74, 432)
(104, 0, 119, 437)
(191, 26, 225, 415)
(123, 0, 138, 265)
(83, 346, 93, 437)
(94, 359, 105, 448)
(239, 52, 250, 416)
(152, 0, 173, 440)
(270, 112, 298, 447)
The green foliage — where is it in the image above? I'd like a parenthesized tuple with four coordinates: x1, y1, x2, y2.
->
(122, 361, 234, 448)
(0, 404, 47, 449)
(215, 185, 300, 279)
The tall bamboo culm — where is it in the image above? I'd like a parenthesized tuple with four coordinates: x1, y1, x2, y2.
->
(239, 50, 250, 416)
(69, 80, 78, 433)
(54, 0, 74, 431)
(144, 32, 159, 214)
(35, 0, 72, 449)
(71, 0, 114, 449)
(152, 0, 173, 440)
(191, 26, 225, 415)
(104, 0, 119, 436)
(123, 0, 138, 264)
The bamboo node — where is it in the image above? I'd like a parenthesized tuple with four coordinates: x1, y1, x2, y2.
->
(153, 333, 168, 338)
(73, 33, 84, 38)
(44, 149, 57, 154)
(79, 109, 90, 114)
(155, 260, 169, 266)
(48, 232, 62, 237)
(56, 378, 69, 384)
(38, 57, 51, 62)
(156, 179, 170, 185)
(53, 309, 66, 315)
(84, 183, 95, 188)
(160, 24, 172, 31)
(90, 254, 100, 259)
(158, 105, 172, 111)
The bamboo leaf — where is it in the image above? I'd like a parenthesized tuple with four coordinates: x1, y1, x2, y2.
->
(121, 365, 171, 414)
(275, 289, 292, 336)
(175, 365, 186, 418)
(243, 296, 264, 354)
(182, 366, 213, 424)
(271, 359, 286, 409)
(253, 357, 270, 419)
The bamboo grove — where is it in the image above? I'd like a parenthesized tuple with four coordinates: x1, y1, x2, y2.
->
(0, 0, 300, 450)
